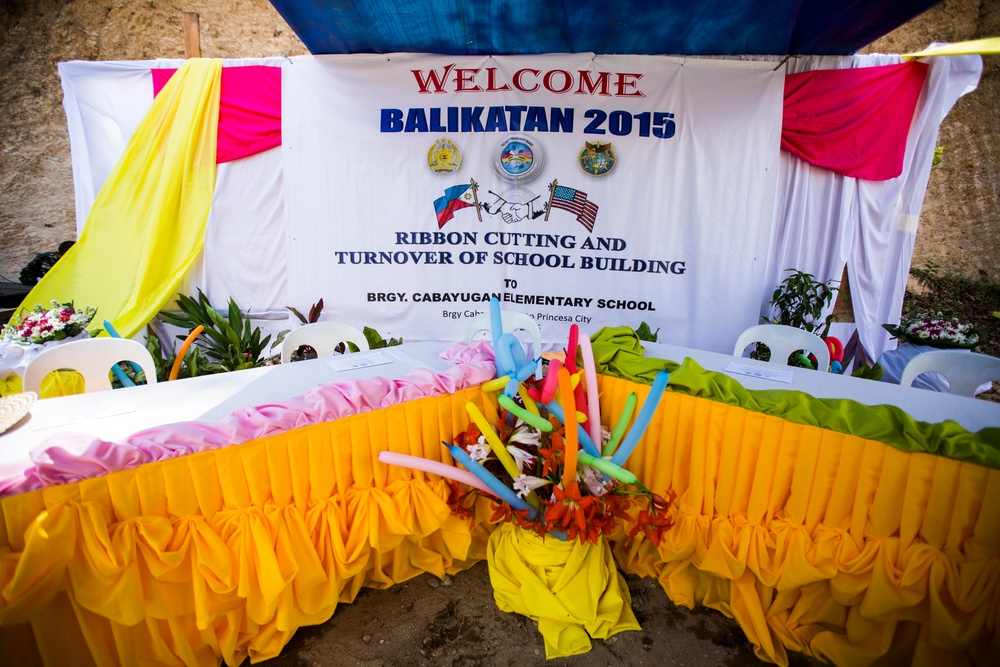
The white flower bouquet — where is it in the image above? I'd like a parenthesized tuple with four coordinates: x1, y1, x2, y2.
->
(883, 311, 982, 350)
(2, 301, 97, 345)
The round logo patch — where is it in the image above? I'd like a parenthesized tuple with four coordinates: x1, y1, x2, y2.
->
(579, 141, 616, 176)
(427, 138, 462, 174)
(493, 135, 544, 183)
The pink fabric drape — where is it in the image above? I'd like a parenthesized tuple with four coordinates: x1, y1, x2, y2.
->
(152, 61, 928, 180)
(781, 61, 929, 181)
(152, 64, 281, 164)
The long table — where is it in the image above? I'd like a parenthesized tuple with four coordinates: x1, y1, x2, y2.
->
(0, 337, 996, 667)
(0, 341, 463, 483)
(643, 341, 1000, 432)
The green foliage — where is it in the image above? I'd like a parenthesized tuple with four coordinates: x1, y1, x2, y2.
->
(338, 326, 403, 353)
(363, 326, 403, 349)
(287, 299, 324, 325)
(932, 145, 945, 167)
(851, 362, 884, 381)
(158, 289, 273, 371)
(634, 321, 659, 342)
(767, 269, 840, 338)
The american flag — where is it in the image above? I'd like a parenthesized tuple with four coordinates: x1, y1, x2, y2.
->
(550, 185, 598, 232)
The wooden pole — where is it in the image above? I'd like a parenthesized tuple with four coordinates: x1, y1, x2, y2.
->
(544, 179, 557, 221)
(470, 179, 482, 222)
(183, 13, 202, 58)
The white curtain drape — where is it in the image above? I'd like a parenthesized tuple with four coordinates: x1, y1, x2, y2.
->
(761, 53, 981, 363)
(58, 53, 981, 359)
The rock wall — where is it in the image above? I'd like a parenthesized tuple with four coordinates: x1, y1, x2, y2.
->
(0, 0, 996, 284)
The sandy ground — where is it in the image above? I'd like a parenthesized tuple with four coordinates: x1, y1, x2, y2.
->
(254, 561, 823, 667)
(0, 2, 996, 666)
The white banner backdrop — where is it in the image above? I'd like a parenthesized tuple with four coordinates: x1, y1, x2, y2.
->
(283, 54, 784, 348)
(57, 54, 978, 362)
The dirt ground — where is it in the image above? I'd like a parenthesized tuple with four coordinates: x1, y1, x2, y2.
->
(0, 2, 996, 666)
(257, 561, 822, 667)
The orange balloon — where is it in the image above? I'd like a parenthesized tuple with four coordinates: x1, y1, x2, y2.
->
(169, 325, 204, 381)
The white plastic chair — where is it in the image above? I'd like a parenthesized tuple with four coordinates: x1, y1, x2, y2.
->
(899, 349, 1000, 397)
(280, 322, 370, 363)
(733, 324, 831, 371)
(23, 337, 158, 395)
(464, 310, 543, 380)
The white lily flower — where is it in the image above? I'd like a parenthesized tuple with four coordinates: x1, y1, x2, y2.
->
(508, 423, 541, 448)
(468, 436, 491, 462)
(512, 474, 552, 498)
(506, 445, 537, 472)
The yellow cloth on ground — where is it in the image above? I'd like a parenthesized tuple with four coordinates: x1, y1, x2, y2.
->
(16, 59, 220, 339)
(487, 522, 640, 659)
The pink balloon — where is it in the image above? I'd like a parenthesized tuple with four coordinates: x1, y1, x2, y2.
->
(578, 333, 602, 447)
(378, 451, 497, 497)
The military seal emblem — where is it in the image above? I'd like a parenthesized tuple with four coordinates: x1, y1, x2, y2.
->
(427, 138, 462, 174)
(578, 141, 616, 176)
(493, 135, 544, 183)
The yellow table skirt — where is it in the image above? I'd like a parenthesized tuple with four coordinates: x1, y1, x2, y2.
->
(0, 377, 997, 666)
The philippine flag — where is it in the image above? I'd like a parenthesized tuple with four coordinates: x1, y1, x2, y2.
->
(433, 184, 476, 228)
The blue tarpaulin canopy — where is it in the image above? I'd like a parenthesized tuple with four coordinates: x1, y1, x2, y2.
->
(268, 0, 941, 56)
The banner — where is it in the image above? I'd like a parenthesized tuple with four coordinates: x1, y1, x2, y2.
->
(264, 55, 780, 349)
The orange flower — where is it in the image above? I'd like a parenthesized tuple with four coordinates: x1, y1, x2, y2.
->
(544, 482, 600, 543)
(627, 508, 675, 547)
(538, 431, 565, 477)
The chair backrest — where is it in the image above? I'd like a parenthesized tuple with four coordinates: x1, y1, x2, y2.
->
(464, 310, 543, 380)
(733, 324, 831, 371)
(899, 349, 1000, 397)
(23, 337, 158, 395)
(280, 322, 370, 363)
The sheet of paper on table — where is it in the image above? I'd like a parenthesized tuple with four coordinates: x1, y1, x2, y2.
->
(32, 394, 139, 431)
(724, 362, 794, 384)
(325, 351, 394, 372)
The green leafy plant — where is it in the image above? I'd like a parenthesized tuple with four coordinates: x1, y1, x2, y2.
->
(851, 362, 884, 381)
(158, 289, 274, 371)
(337, 326, 403, 354)
(767, 269, 841, 337)
(287, 298, 324, 325)
(634, 321, 659, 342)
(755, 269, 841, 367)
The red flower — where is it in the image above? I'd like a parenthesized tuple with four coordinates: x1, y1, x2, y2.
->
(544, 482, 601, 543)
(538, 431, 564, 477)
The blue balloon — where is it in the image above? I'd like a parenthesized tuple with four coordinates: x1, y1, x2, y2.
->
(448, 444, 535, 518)
(830, 360, 843, 374)
(496, 332, 520, 375)
(610, 370, 669, 467)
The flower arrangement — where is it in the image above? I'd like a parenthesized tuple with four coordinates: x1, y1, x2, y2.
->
(1, 300, 96, 345)
(379, 298, 675, 657)
(382, 304, 674, 544)
(882, 311, 982, 350)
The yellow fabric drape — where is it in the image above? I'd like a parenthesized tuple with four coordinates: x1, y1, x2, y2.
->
(904, 37, 1000, 58)
(0, 377, 997, 666)
(488, 523, 640, 658)
(16, 59, 220, 339)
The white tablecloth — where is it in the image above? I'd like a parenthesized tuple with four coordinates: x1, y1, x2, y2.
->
(644, 341, 1000, 432)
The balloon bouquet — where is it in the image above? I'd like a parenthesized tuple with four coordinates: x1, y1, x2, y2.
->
(380, 297, 675, 659)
